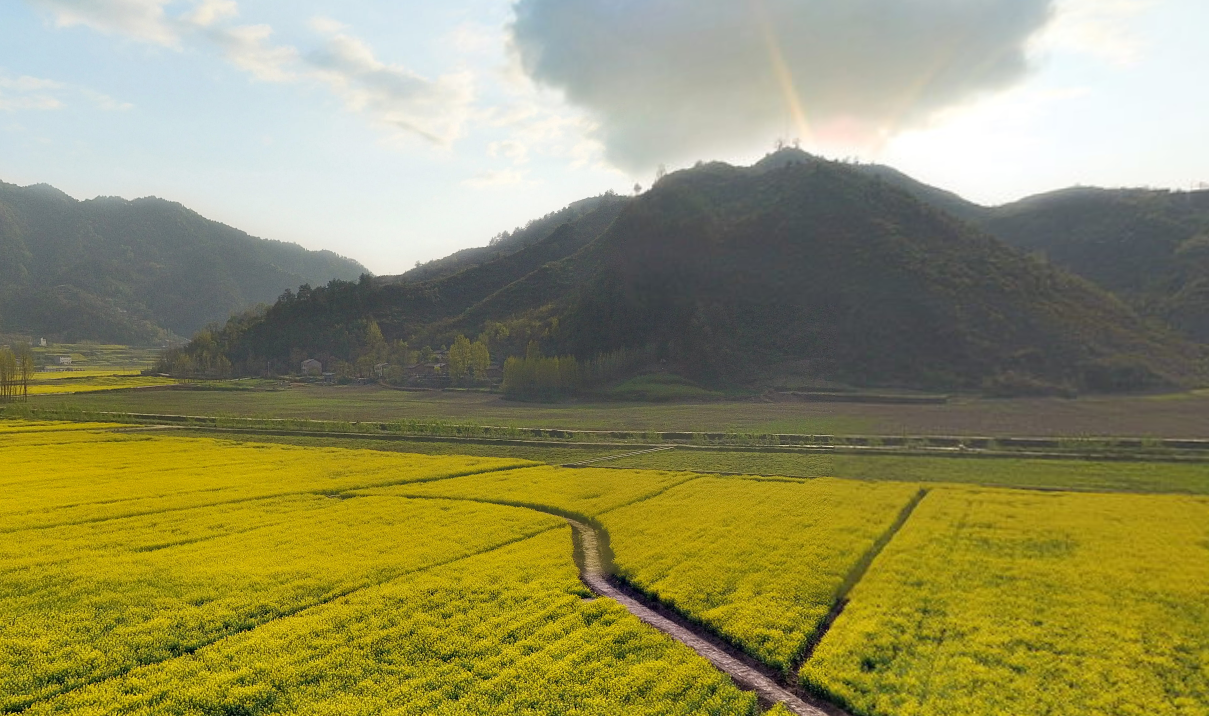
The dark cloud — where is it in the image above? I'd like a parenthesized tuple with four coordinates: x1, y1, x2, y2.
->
(511, 0, 1055, 170)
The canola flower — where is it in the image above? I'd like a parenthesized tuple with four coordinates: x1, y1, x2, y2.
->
(365, 464, 702, 516)
(600, 476, 921, 670)
(801, 487, 1209, 716)
(31, 370, 144, 380)
(1, 494, 562, 710)
(0, 420, 126, 433)
(0, 431, 535, 531)
(25, 375, 179, 395)
(17, 528, 761, 715)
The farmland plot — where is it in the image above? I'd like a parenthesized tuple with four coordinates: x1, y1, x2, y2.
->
(600, 477, 921, 670)
(0, 430, 534, 531)
(1, 495, 561, 710)
(1, 428, 762, 715)
(802, 488, 1209, 716)
(362, 464, 701, 516)
(23, 530, 762, 716)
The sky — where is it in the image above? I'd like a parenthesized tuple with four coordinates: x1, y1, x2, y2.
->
(1, 0, 1207, 275)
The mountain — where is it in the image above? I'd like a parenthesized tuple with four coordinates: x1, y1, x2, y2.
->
(188, 151, 1204, 394)
(979, 187, 1209, 342)
(843, 168, 1209, 343)
(216, 194, 631, 365)
(0, 181, 367, 343)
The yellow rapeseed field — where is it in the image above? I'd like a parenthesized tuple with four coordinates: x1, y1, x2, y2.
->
(22, 530, 761, 716)
(2, 429, 761, 715)
(0, 420, 127, 433)
(25, 374, 179, 395)
(8, 425, 1208, 715)
(801, 487, 1209, 716)
(363, 464, 702, 516)
(2, 494, 562, 710)
(32, 370, 144, 380)
(0, 430, 534, 531)
(600, 476, 921, 670)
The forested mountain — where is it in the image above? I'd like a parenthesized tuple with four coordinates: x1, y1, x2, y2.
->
(980, 188, 1209, 342)
(0, 181, 367, 343)
(853, 168, 1209, 343)
(176, 151, 1205, 394)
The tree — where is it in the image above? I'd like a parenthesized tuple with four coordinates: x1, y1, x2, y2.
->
(363, 319, 387, 363)
(14, 345, 34, 401)
(469, 338, 491, 382)
(448, 334, 473, 385)
(0, 345, 16, 401)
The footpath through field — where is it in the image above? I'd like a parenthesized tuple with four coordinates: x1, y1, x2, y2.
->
(566, 518, 842, 716)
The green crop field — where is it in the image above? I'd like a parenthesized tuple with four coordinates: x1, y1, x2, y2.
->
(4, 421, 1208, 716)
(605, 449, 1209, 495)
(27, 380, 1209, 438)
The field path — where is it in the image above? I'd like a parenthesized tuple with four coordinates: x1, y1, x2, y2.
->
(566, 518, 846, 716)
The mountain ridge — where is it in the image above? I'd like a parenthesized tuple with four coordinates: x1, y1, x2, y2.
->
(0, 180, 368, 343)
(177, 152, 1205, 394)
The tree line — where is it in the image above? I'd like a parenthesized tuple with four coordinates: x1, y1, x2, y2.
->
(0, 345, 35, 403)
(501, 345, 649, 401)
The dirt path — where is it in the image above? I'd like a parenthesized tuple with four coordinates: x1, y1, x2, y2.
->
(565, 519, 846, 716)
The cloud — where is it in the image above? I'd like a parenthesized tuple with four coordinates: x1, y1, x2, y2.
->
(306, 20, 474, 145)
(1034, 0, 1154, 66)
(489, 139, 529, 164)
(186, 0, 237, 28)
(462, 169, 531, 188)
(510, 0, 1057, 170)
(23, 1, 474, 146)
(29, 0, 179, 46)
(208, 24, 298, 82)
(0, 70, 131, 112)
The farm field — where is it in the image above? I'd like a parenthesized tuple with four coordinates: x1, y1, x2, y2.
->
(605, 449, 1209, 495)
(25, 374, 180, 395)
(0, 430, 533, 531)
(4, 422, 1208, 716)
(2, 427, 760, 715)
(600, 477, 921, 669)
(29, 381, 1209, 438)
(28, 344, 162, 370)
(365, 464, 702, 516)
(801, 488, 1209, 716)
(156, 430, 1209, 496)
(31, 370, 144, 380)
(0, 420, 128, 433)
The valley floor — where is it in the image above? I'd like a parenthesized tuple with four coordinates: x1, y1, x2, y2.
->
(26, 381, 1209, 438)
(3, 421, 1206, 716)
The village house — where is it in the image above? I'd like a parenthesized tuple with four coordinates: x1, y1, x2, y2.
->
(301, 359, 322, 376)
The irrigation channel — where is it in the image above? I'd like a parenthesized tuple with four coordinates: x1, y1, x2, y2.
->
(564, 518, 846, 716)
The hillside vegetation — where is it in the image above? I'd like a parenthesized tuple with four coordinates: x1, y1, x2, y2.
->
(0, 181, 366, 343)
(164, 152, 1206, 394)
(982, 187, 1209, 342)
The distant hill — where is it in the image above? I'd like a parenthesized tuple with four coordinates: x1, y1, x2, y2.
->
(845, 167, 1209, 343)
(185, 152, 1204, 394)
(979, 188, 1209, 342)
(218, 195, 630, 365)
(0, 181, 367, 343)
